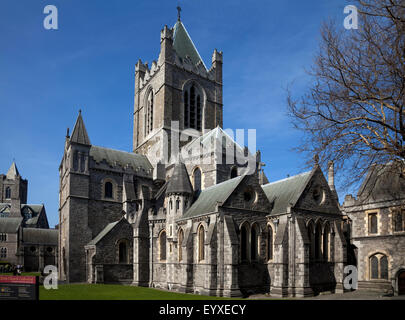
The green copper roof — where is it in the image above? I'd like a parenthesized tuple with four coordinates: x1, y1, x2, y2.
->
(262, 171, 313, 215)
(181, 175, 244, 219)
(173, 21, 207, 69)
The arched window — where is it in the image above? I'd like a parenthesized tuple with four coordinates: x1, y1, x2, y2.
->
(251, 224, 260, 261)
(104, 182, 113, 199)
(240, 223, 249, 262)
(308, 222, 315, 260)
(73, 151, 79, 171)
(169, 199, 173, 211)
(267, 225, 273, 261)
(198, 225, 205, 261)
(178, 229, 184, 262)
(370, 253, 389, 280)
(159, 230, 166, 261)
(230, 167, 238, 179)
(193, 167, 202, 192)
(118, 240, 128, 264)
(145, 90, 154, 135)
(5, 187, 11, 199)
(0, 248, 7, 258)
(323, 224, 330, 261)
(176, 198, 180, 212)
(183, 84, 202, 130)
(368, 213, 378, 234)
(315, 222, 323, 260)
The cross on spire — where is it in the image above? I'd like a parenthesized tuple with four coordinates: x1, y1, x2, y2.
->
(177, 6, 181, 21)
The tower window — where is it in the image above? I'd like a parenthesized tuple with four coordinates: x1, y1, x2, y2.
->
(5, 187, 11, 199)
(104, 182, 113, 199)
(145, 90, 154, 135)
(178, 228, 184, 262)
(183, 84, 203, 130)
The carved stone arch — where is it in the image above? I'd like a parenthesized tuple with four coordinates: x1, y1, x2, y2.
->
(191, 166, 202, 191)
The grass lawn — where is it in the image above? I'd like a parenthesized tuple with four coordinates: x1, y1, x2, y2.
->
(40, 284, 235, 300)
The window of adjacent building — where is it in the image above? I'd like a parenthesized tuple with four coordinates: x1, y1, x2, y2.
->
(159, 230, 166, 261)
(104, 182, 113, 199)
(5, 187, 11, 199)
(267, 225, 273, 261)
(184, 84, 202, 131)
(394, 210, 405, 232)
(145, 90, 154, 135)
(369, 254, 389, 280)
(368, 213, 378, 234)
(198, 225, 205, 262)
(118, 240, 128, 264)
(0, 248, 6, 258)
(178, 229, 184, 262)
(193, 167, 202, 192)
(0, 233, 7, 242)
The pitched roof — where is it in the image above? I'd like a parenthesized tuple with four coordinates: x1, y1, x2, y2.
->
(173, 20, 207, 69)
(166, 162, 193, 195)
(6, 162, 20, 179)
(262, 170, 313, 215)
(181, 175, 244, 219)
(90, 146, 153, 172)
(0, 217, 22, 233)
(22, 228, 58, 245)
(70, 111, 91, 145)
(87, 220, 120, 246)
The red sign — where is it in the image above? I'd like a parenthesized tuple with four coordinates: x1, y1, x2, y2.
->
(0, 276, 36, 285)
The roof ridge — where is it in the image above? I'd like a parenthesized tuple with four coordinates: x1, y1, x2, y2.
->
(263, 170, 312, 187)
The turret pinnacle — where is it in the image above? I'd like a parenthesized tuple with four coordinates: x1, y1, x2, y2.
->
(166, 162, 193, 195)
(70, 110, 91, 145)
(6, 161, 20, 180)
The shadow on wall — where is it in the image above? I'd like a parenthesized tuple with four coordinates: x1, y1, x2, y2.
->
(309, 262, 337, 295)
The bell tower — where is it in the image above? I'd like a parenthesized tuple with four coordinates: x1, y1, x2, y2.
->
(132, 9, 223, 166)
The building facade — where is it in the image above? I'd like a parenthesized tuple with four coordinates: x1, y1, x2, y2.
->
(59, 14, 349, 297)
(0, 162, 58, 272)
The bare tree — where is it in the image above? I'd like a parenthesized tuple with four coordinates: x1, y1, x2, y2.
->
(287, 0, 405, 188)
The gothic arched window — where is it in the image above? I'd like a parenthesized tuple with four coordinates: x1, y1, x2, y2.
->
(308, 222, 315, 261)
(145, 90, 154, 135)
(251, 224, 260, 261)
(178, 228, 184, 262)
(370, 253, 389, 280)
(240, 222, 249, 262)
(159, 230, 167, 261)
(193, 167, 202, 192)
(198, 225, 205, 261)
(267, 225, 273, 261)
(104, 182, 113, 199)
(183, 84, 202, 130)
(118, 240, 128, 264)
(323, 224, 330, 261)
(5, 187, 11, 199)
(315, 222, 323, 260)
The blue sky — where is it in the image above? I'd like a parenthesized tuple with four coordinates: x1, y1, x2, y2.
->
(0, 0, 350, 227)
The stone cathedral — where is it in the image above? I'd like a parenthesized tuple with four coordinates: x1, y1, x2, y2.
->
(58, 13, 349, 297)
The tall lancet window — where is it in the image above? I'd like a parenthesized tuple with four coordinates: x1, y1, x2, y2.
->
(145, 90, 154, 135)
(183, 83, 202, 130)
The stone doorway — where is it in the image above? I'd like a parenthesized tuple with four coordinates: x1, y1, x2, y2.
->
(398, 271, 405, 295)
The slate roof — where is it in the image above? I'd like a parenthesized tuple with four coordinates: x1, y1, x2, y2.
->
(70, 111, 91, 145)
(6, 162, 20, 179)
(90, 146, 153, 172)
(262, 171, 313, 215)
(166, 162, 193, 195)
(173, 20, 207, 69)
(0, 204, 44, 217)
(181, 175, 244, 219)
(87, 220, 120, 246)
(23, 228, 58, 245)
(0, 217, 22, 233)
